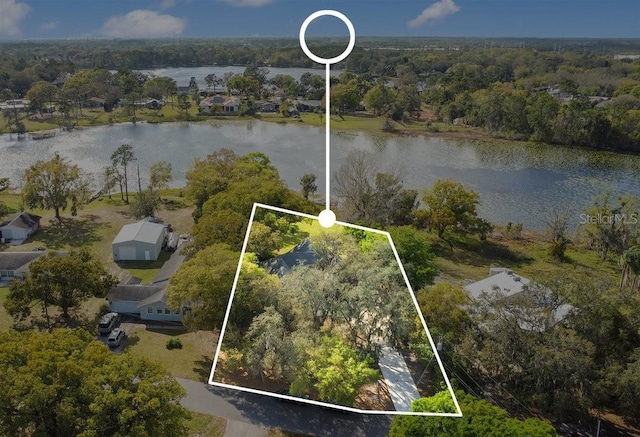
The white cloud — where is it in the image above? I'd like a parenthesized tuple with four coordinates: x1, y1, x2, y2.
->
(40, 21, 59, 31)
(102, 10, 186, 38)
(408, 0, 460, 28)
(0, 0, 30, 36)
(219, 0, 274, 7)
(160, 0, 176, 9)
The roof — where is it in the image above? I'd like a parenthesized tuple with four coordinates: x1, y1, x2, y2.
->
(137, 288, 167, 307)
(464, 269, 530, 300)
(0, 212, 41, 230)
(112, 220, 165, 245)
(0, 252, 45, 272)
(263, 239, 317, 277)
(106, 284, 165, 303)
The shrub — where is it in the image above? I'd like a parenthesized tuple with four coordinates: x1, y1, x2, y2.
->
(166, 338, 183, 350)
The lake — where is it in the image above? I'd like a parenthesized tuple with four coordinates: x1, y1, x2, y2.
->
(1, 121, 639, 230)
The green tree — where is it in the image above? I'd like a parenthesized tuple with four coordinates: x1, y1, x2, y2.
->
(246, 221, 282, 261)
(176, 93, 191, 119)
(110, 143, 135, 204)
(305, 335, 379, 406)
(244, 306, 295, 380)
(143, 76, 177, 101)
(388, 390, 559, 436)
(5, 250, 115, 327)
(25, 80, 58, 116)
(528, 92, 560, 143)
(330, 83, 361, 113)
(23, 153, 91, 220)
(388, 226, 438, 289)
(129, 189, 161, 218)
(300, 173, 317, 199)
(0, 328, 189, 436)
(620, 245, 640, 291)
(543, 207, 572, 261)
(148, 161, 173, 192)
(419, 179, 483, 239)
(166, 244, 239, 331)
(363, 84, 397, 116)
(416, 282, 471, 342)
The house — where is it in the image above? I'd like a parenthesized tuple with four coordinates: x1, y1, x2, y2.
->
(199, 95, 240, 113)
(112, 220, 167, 261)
(464, 267, 573, 330)
(295, 100, 322, 112)
(0, 212, 41, 243)
(255, 100, 280, 113)
(262, 239, 317, 277)
(106, 284, 182, 322)
(0, 252, 45, 282)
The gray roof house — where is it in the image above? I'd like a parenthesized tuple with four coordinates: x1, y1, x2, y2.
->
(0, 252, 45, 282)
(464, 267, 573, 330)
(0, 212, 41, 243)
(262, 239, 318, 277)
(106, 284, 182, 322)
(112, 220, 167, 261)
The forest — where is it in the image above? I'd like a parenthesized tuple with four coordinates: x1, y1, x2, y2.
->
(1, 37, 640, 151)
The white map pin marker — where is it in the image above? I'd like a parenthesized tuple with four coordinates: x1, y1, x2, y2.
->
(299, 10, 355, 228)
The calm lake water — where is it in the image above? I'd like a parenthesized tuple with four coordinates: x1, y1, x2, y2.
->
(1, 121, 639, 230)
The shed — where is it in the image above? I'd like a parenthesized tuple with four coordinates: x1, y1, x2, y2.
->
(112, 220, 166, 261)
(0, 212, 41, 242)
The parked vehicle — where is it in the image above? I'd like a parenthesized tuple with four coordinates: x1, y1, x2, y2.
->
(165, 232, 179, 252)
(107, 328, 126, 348)
(98, 312, 120, 335)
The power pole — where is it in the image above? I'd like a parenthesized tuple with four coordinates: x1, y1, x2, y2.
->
(137, 163, 142, 193)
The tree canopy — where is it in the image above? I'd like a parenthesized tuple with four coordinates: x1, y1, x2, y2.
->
(0, 328, 190, 436)
(23, 154, 92, 220)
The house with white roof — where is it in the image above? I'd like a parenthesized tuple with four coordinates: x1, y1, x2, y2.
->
(112, 220, 167, 261)
(464, 267, 573, 330)
(0, 212, 41, 243)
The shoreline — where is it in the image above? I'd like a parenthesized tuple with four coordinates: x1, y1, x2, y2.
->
(7, 112, 639, 158)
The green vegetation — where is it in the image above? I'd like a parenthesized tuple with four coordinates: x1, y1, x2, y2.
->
(388, 390, 558, 436)
(0, 329, 190, 436)
(186, 412, 226, 437)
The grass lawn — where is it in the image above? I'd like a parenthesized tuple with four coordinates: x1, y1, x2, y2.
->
(277, 218, 324, 254)
(125, 327, 217, 382)
(0, 191, 194, 281)
(187, 412, 226, 437)
(117, 250, 173, 283)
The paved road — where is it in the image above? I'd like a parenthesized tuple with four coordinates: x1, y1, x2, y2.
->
(176, 378, 393, 437)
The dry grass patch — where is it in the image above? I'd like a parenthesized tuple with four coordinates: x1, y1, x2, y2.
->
(187, 412, 226, 437)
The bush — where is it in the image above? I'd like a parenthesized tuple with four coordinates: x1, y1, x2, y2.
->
(165, 338, 183, 350)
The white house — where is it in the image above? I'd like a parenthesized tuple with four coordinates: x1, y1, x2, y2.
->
(464, 267, 573, 330)
(112, 220, 166, 261)
(0, 212, 41, 243)
(0, 252, 45, 282)
(106, 284, 182, 322)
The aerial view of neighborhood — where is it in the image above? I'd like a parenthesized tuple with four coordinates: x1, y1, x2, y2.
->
(1, 0, 640, 436)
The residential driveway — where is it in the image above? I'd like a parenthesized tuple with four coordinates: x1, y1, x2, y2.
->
(378, 346, 421, 412)
(224, 420, 269, 437)
(176, 378, 393, 437)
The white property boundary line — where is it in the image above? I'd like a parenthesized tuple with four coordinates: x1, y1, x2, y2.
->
(208, 202, 463, 417)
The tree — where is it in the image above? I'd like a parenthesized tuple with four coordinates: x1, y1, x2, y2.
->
(23, 154, 91, 220)
(102, 165, 118, 199)
(129, 189, 161, 219)
(363, 84, 397, 116)
(300, 173, 317, 199)
(111, 144, 135, 204)
(143, 76, 177, 101)
(177, 93, 191, 119)
(244, 306, 295, 380)
(25, 80, 58, 116)
(334, 150, 416, 225)
(388, 226, 438, 289)
(543, 206, 572, 261)
(528, 92, 560, 143)
(149, 161, 173, 192)
(246, 221, 282, 261)
(5, 250, 115, 327)
(166, 244, 239, 331)
(304, 335, 379, 406)
(330, 83, 361, 113)
(419, 179, 483, 239)
(389, 390, 559, 436)
(0, 329, 189, 436)
(0, 177, 9, 219)
(620, 245, 640, 291)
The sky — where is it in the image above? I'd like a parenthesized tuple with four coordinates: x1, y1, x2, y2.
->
(0, 0, 638, 40)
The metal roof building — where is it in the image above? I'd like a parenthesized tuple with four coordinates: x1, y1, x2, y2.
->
(112, 220, 166, 261)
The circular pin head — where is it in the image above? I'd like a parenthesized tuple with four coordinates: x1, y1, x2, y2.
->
(299, 10, 356, 65)
(318, 209, 337, 228)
